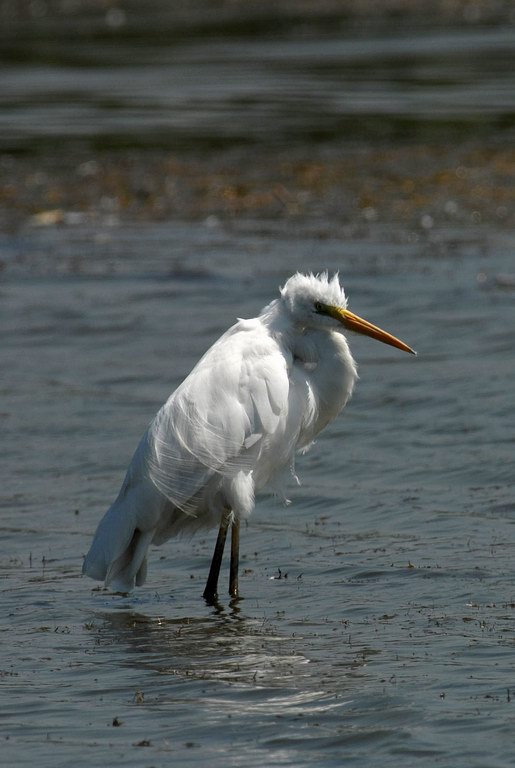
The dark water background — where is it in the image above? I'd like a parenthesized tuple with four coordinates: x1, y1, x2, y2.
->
(1, 2, 515, 766)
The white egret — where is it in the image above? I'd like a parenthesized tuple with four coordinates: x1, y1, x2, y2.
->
(83, 272, 415, 600)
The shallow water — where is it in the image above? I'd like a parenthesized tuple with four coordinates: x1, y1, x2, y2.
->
(2, 3, 515, 767)
(2, 215, 515, 767)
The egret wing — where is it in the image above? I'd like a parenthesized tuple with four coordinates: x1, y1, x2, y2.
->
(145, 320, 291, 514)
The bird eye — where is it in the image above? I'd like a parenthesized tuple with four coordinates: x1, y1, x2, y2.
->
(314, 301, 324, 313)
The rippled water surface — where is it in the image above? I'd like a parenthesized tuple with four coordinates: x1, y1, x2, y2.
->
(2, 1, 515, 149)
(1, 3, 515, 767)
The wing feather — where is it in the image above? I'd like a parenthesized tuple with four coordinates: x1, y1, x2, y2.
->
(144, 320, 290, 514)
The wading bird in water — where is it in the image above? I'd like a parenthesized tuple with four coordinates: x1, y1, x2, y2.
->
(83, 272, 415, 601)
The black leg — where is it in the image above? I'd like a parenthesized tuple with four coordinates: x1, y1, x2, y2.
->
(203, 510, 230, 602)
(229, 517, 240, 598)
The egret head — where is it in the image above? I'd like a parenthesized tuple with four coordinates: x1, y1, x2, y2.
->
(280, 272, 415, 354)
(280, 272, 347, 320)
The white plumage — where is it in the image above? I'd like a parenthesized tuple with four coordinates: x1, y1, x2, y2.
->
(83, 272, 414, 597)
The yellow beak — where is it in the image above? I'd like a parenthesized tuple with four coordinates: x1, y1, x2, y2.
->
(329, 306, 416, 355)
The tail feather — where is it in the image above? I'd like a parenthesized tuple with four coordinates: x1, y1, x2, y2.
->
(82, 498, 155, 593)
(105, 528, 154, 592)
